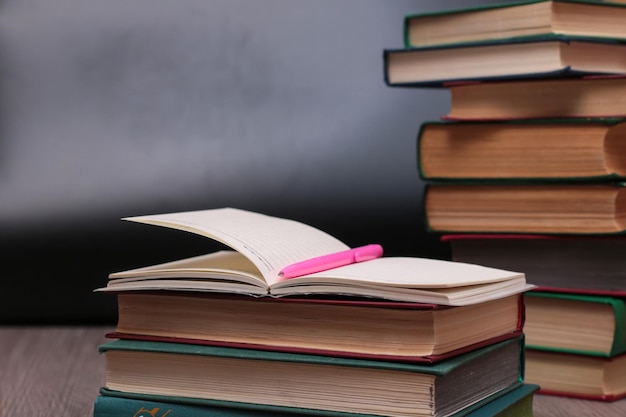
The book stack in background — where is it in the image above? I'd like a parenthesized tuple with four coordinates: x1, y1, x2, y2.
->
(92, 208, 536, 417)
(384, 0, 626, 404)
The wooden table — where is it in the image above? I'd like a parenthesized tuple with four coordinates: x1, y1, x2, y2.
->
(0, 327, 624, 417)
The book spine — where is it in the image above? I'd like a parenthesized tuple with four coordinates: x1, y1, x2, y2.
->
(416, 123, 429, 180)
(611, 297, 626, 356)
(403, 15, 411, 48)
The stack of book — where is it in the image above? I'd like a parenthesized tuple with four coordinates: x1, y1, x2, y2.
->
(384, 0, 626, 403)
(93, 208, 536, 417)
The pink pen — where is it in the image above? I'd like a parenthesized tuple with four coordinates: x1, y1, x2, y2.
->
(278, 244, 383, 280)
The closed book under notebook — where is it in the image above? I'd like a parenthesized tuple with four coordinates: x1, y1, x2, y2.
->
(417, 120, 626, 182)
(99, 337, 525, 417)
(94, 384, 540, 417)
(108, 292, 524, 363)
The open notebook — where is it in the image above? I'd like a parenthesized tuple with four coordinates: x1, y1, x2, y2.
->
(98, 208, 532, 305)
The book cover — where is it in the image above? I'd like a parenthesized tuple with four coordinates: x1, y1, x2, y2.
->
(94, 384, 539, 417)
(442, 233, 626, 294)
(99, 337, 525, 417)
(416, 119, 626, 182)
(403, 0, 626, 48)
(424, 182, 626, 234)
(524, 292, 626, 357)
(98, 208, 531, 306)
(384, 35, 626, 88)
(105, 291, 525, 363)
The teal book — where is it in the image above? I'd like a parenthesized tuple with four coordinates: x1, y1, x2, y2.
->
(525, 291, 626, 357)
(99, 337, 524, 417)
(93, 384, 539, 417)
(417, 119, 626, 182)
(403, 0, 626, 48)
(383, 35, 626, 88)
(424, 182, 626, 235)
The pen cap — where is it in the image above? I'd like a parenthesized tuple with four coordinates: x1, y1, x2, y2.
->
(354, 244, 383, 262)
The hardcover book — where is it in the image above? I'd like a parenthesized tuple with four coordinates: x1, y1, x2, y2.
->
(98, 208, 531, 305)
(444, 76, 626, 120)
(524, 292, 626, 357)
(384, 36, 626, 87)
(107, 292, 524, 363)
(403, 0, 626, 48)
(526, 349, 626, 401)
(424, 183, 626, 234)
(417, 120, 626, 181)
(93, 384, 540, 417)
(443, 234, 626, 293)
(99, 337, 525, 417)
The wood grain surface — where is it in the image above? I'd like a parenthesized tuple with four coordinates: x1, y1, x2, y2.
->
(0, 327, 624, 417)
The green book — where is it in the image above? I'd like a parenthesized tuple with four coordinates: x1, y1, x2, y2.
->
(417, 119, 626, 182)
(403, 0, 626, 48)
(525, 291, 626, 357)
(94, 384, 539, 417)
(99, 337, 524, 417)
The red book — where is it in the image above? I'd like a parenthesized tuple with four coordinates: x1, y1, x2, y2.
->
(106, 291, 524, 363)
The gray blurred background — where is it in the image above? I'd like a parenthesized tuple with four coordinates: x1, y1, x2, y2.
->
(0, 0, 502, 323)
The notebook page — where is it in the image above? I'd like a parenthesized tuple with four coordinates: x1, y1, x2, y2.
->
(123, 208, 349, 285)
(279, 257, 525, 288)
